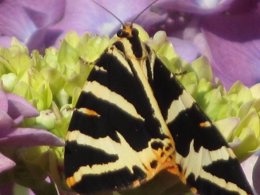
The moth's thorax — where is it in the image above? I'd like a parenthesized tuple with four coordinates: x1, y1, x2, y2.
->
(117, 23, 138, 38)
(115, 23, 147, 59)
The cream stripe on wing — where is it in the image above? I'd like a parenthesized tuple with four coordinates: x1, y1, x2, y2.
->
(175, 140, 245, 194)
(166, 90, 194, 124)
(143, 48, 156, 80)
(175, 139, 236, 179)
(93, 66, 107, 73)
(107, 45, 133, 75)
(198, 170, 248, 195)
(66, 130, 119, 155)
(83, 80, 144, 121)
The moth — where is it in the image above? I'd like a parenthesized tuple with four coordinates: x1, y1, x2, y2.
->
(64, 1, 253, 194)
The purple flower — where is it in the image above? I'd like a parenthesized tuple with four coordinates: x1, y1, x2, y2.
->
(0, 90, 64, 173)
(0, 153, 15, 173)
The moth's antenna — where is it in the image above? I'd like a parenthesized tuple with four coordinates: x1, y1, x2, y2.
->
(91, 0, 124, 26)
(131, 0, 160, 24)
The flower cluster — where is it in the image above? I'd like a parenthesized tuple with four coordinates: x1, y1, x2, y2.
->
(0, 0, 259, 194)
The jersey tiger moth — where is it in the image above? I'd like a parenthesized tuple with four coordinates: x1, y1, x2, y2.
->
(64, 2, 253, 195)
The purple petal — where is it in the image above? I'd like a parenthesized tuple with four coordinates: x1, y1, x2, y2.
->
(135, 10, 167, 35)
(0, 0, 65, 46)
(26, 28, 63, 51)
(228, 0, 259, 14)
(156, 0, 235, 14)
(0, 127, 64, 147)
(29, 189, 35, 195)
(0, 0, 36, 41)
(12, 115, 24, 126)
(0, 153, 15, 173)
(6, 93, 38, 119)
(169, 37, 200, 62)
(200, 4, 260, 88)
(19, 0, 65, 27)
(0, 110, 14, 134)
(0, 36, 12, 47)
(253, 155, 260, 194)
(53, 0, 153, 36)
(0, 90, 8, 112)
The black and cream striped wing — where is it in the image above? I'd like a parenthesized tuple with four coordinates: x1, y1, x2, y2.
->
(64, 43, 177, 194)
(144, 47, 253, 195)
(64, 22, 253, 194)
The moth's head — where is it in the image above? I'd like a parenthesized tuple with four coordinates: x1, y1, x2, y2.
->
(117, 23, 139, 39)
